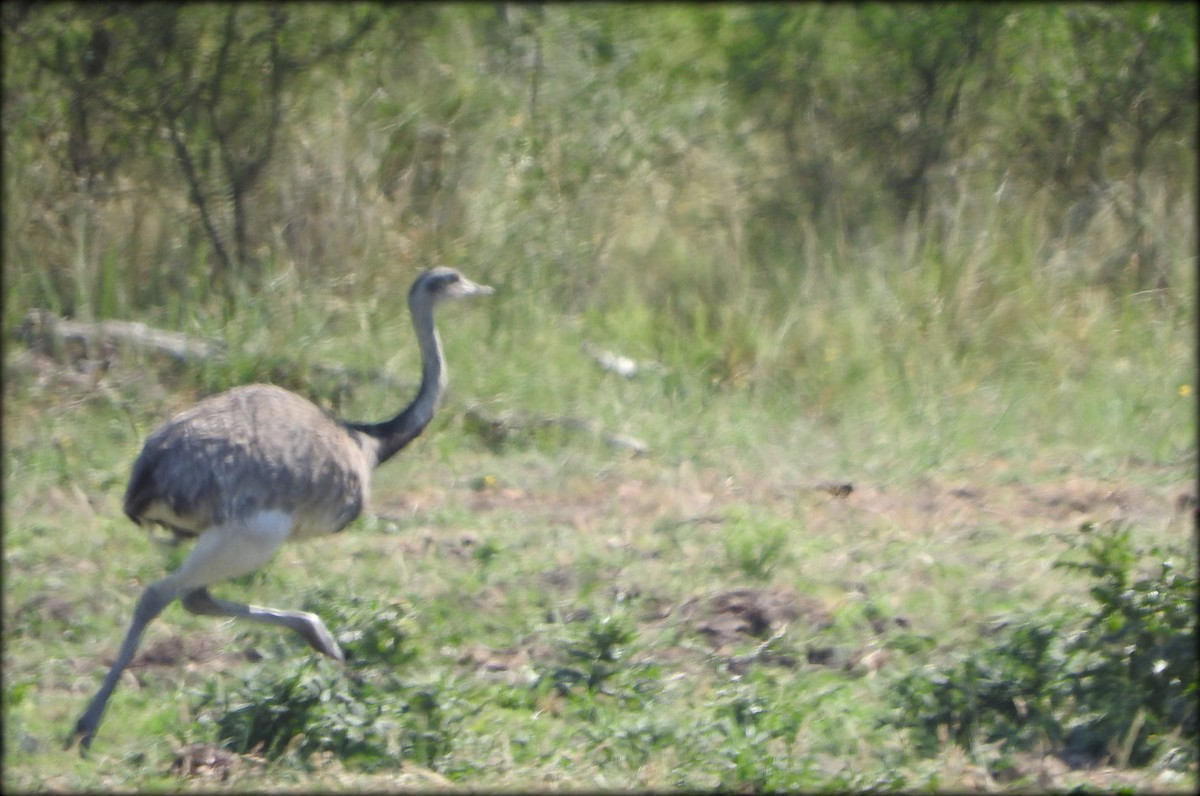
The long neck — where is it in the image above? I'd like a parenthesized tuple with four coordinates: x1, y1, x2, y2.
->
(351, 298, 446, 467)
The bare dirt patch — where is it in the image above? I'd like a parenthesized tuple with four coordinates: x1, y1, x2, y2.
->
(443, 465, 1191, 545)
(127, 632, 252, 672)
(456, 644, 539, 686)
(677, 586, 829, 649)
(171, 742, 252, 781)
(806, 475, 1190, 537)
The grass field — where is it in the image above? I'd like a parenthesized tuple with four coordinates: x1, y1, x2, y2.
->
(3, 205, 1195, 791)
(2, 7, 1196, 789)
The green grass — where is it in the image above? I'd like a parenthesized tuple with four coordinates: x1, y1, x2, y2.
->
(4, 219, 1195, 789)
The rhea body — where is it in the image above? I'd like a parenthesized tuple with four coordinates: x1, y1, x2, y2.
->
(68, 267, 492, 752)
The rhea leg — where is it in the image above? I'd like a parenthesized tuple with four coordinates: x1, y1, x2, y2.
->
(181, 588, 343, 661)
(66, 578, 181, 752)
(67, 512, 293, 752)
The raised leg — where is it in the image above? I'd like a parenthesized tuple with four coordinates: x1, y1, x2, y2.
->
(181, 587, 344, 661)
(67, 511, 293, 753)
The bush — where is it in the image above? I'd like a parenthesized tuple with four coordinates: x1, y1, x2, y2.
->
(192, 592, 462, 771)
(1054, 522, 1197, 764)
(885, 522, 1197, 768)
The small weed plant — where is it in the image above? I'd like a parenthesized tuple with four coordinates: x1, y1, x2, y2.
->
(540, 613, 651, 701)
(722, 510, 794, 581)
(886, 521, 1197, 769)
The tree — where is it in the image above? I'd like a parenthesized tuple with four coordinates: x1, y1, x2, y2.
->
(841, 5, 1006, 226)
(4, 3, 379, 307)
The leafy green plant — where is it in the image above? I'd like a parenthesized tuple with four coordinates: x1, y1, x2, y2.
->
(885, 522, 1197, 768)
(722, 511, 794, 581)
(707, 676, 813, 792)
(308, 591, 419, 668)
(1053, 522, 1198, 764)
(541, 614, 640, 698)
(207, 660, 375, 764)
(191, 591, 462, 771)
(886, 619, 1072, 755)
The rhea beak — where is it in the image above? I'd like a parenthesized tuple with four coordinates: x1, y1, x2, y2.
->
(458, 277, 494, 297)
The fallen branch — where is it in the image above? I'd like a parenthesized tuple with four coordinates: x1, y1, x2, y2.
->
(13, 310, 401, 392)
(17, 309, 224, 364)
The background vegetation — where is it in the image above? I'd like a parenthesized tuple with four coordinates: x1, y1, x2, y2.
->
(4, 2, 1196, 791)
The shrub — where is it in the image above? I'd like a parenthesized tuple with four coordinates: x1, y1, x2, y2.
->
(1054, 522, 1197, 764)
(540, 613, 642, 698)
(192, 592, 461, 771)
(885, 522, 1197, 768)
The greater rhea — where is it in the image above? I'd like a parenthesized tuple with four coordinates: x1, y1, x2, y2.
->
(67, 267, 492, 752)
